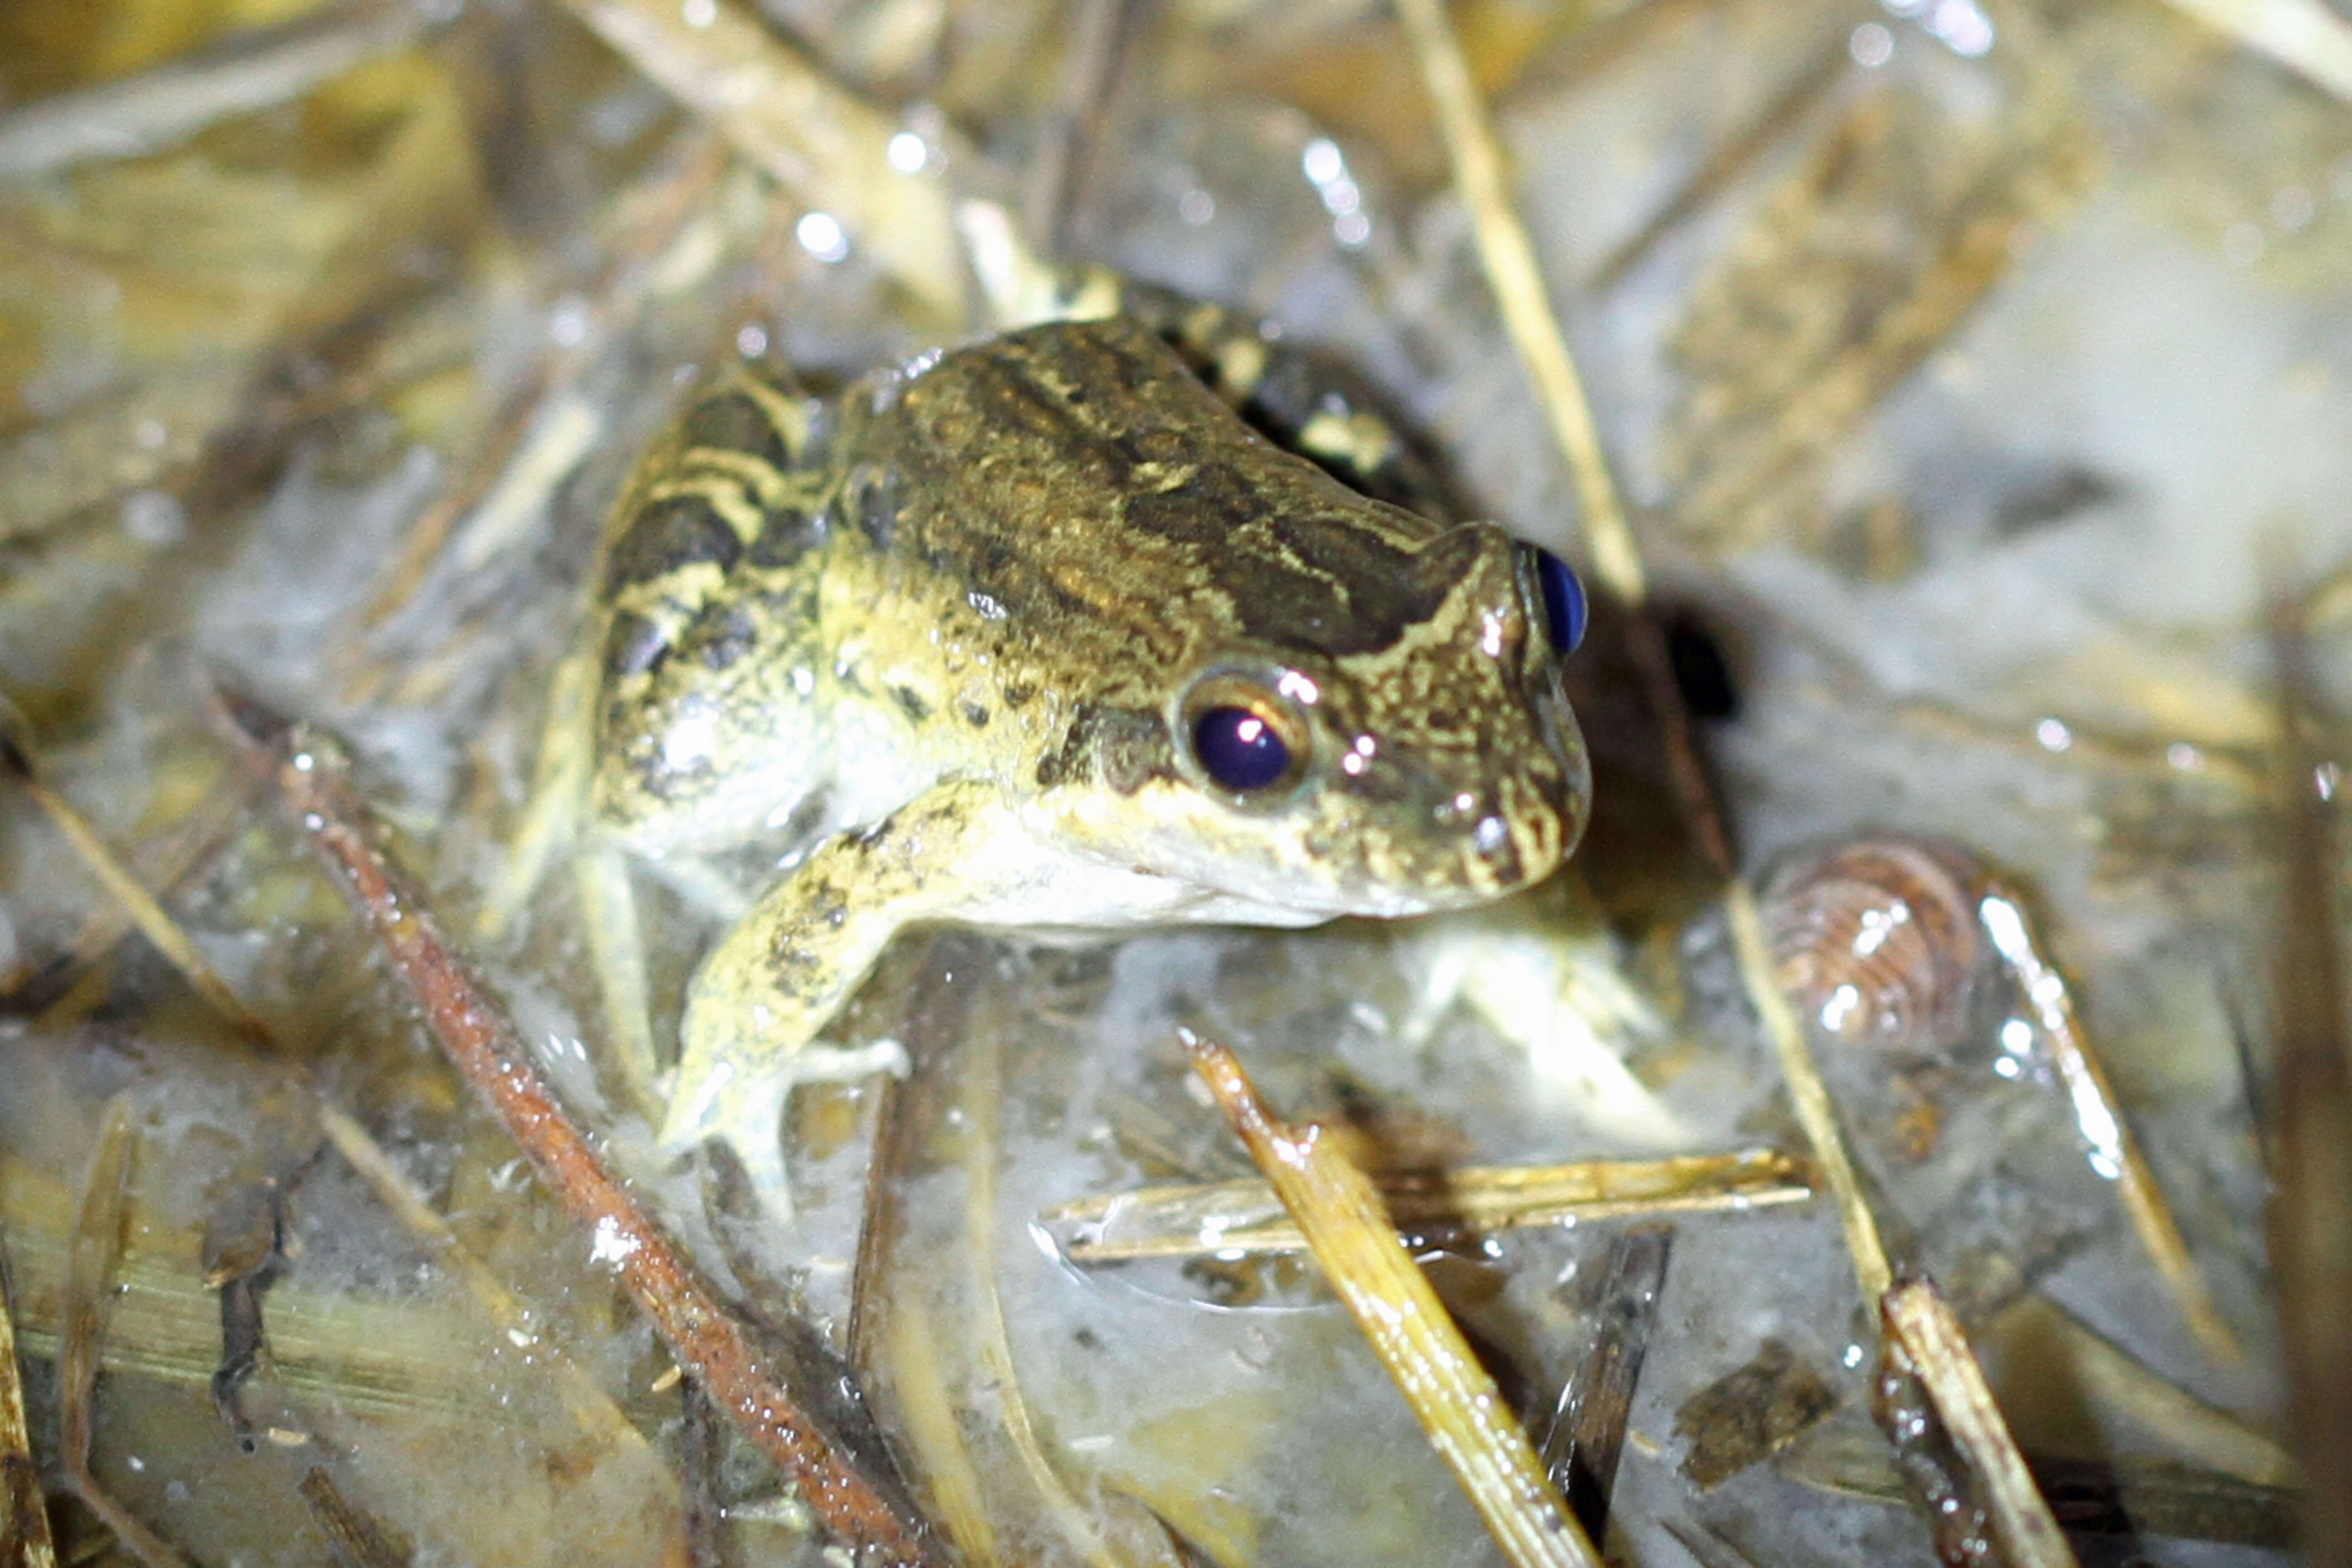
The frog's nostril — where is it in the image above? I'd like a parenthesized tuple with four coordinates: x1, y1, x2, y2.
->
(1470, 811, 1523, 887)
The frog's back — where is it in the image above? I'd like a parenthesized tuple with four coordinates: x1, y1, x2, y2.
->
(858, 318, 1457, 703)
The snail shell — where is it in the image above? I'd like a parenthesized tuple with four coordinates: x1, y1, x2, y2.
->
(1760, 836, 1988, 1055)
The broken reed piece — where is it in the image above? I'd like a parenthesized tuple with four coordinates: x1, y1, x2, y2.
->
(206, 681, 949, 1568)
(1181, 1031, 1602, 1568)
(1875, 1279, 2077, 1568)
(1039, 1148, 1810, 1263)
(1540, 1226, 1671, 1544)
(60, 1102, 192, 1568)
(1, 1227, 58, 1568)
(1392, 0, 1737, 879)
(1397, 6, 1867, 1337)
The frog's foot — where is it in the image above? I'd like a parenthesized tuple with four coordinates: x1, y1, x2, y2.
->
(658, 1032, 912, 1218)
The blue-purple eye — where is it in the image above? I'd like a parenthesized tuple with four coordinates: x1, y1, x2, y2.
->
(1192, 706, 1294, 792)
(1531, 547, 1588, 654)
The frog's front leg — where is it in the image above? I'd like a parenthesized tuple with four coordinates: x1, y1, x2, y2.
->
(657, 777, 1017, 1205)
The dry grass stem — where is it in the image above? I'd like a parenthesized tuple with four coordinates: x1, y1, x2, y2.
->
(1976, 888, 2243, 1364)
(1877, 1280, 2078, 1568)
(1022, 0, 1134, 259)
(1041, 1148, 1811, 1263)
(0, 1231, 57, 1568)
(294, 1469, 410, 1568)
(10, 785, 244, 1016)
(1780, 1423, 2295, 1549)
(2015, 1300, 2291, 1486)
(2262, 582, 2352, 1564)
(1725, 883, 1894, 1301)
(557, 0, 965, 317)
(1588, 40, 1846, 293)
(0, 0, 436, 177)
(1183, 1033, 1602, 1568)
(0, 707, 272, 1044)
(958, 1029, 1151, 1568)
(211, 685, 947, 1568)
(1392, 0, 1644, 605)
(60, 1103, 191, 1568)
(2156, 0, 2352, 102)
(1399, 0, 1737, 872)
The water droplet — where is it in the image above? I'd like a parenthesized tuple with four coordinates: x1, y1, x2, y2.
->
(796, 211, 850, 264)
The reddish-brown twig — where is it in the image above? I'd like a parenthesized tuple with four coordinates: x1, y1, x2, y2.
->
(207, 681, 948, 1568)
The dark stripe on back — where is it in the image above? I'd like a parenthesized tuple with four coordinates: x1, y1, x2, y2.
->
(604, 493, 741, 592)
(602, 610, 666, 679)
(680, 386, 796, 472)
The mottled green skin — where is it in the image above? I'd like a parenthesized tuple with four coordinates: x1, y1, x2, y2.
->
(586, 312, 1590, 1188)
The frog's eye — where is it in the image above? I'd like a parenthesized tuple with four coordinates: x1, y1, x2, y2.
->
(1193, 707, 1292, 791)
(1524, 545, 1588, 655)
(1178, 673, 1310, 798)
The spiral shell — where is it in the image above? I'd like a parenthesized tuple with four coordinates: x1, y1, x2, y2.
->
(1760, 836, 1987, 1055)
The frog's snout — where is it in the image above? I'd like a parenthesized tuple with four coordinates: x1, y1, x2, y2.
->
(1466, 808, 1528, 891)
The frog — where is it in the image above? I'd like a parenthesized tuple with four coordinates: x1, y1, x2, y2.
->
(574, 290, 1595, 1204)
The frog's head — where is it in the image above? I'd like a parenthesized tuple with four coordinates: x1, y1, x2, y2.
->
(1080, 520, 1592, 920)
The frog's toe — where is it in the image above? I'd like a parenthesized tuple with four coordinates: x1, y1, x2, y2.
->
(655, 1050, 734, 1152)
(657, 1063, 799, 1213)
(791, 1036, 913, 1085)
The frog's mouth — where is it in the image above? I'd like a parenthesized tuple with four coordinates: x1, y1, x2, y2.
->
(1093, 759, 1585, 924)
(1355, 769, 1587, 908)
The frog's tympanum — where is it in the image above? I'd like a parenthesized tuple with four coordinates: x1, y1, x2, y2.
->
(588, 312, 1592, 1192)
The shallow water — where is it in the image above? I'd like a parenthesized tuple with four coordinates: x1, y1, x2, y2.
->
(0, 0, 2341, 1563)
